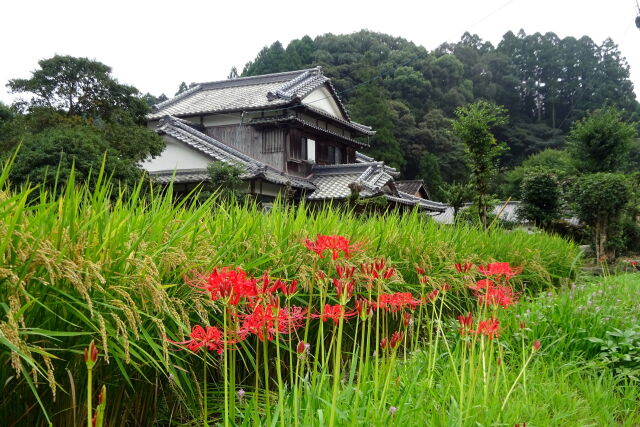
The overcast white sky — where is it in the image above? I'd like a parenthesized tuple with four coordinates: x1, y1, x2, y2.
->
(2, 0, 639, 104)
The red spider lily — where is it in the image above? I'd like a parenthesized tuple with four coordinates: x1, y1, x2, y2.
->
(533, 339, 541, 352)
(195, 266, 258, 305)
(296, 341, 309, 354)
(380, 337, 388, 349)
(454, 262, 473, 273)
(332, 278, 356, 301)
(477, 284, 518, 308)
(474, 318, 500, 340)
(473, 279, 494, 290)
(316, 270, 327, 281)
(377, 292, 422, 312)
(336, 264, 356, 279)
(304, 234, 358, 260)
(415, 266, 430, 284)
(403, 312, 412, 327)
(84, 340, 98, 368)
(170, 325, 226, 353)
(360, 258, 395, 281)
(239, 304, 306, 342)
(268, 278, 298, 296)
(519, 321, 526, 329)
(318, 304, 356, 325)
(390, 331, 404, 349)
(440, 283, 452, 292)
(424, 289, 439, 303)
(457, 312, 473, 334)
(278, 306, 307, 332)
(478, 262, 521, 279)
(356, 298, 374, 319)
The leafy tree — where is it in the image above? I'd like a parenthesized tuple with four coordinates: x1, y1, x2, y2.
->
(227, 67, 239, 79)
(9, 123, 142, 188)
(207, 161, 245, 200)
(571, 173, 631, 260)
(141, 93, 168, 108)
(452, 100, 508, 228)
(7, 55, 149, 123)
(416, 152, 445, 200)
(349, 83, 405, 170)
(518, 170, 561, 228)
(2, 56, 164, 189)
(440, 181, 473, 222)
(499, 148, 575, 198)
(567, 107, 637, 173)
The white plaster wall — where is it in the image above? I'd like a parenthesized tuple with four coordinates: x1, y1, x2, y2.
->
(141, 136, 211, 172)
(302, 87, 344, 119)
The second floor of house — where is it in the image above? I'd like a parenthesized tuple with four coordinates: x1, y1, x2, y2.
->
(145, 67, 374, 177)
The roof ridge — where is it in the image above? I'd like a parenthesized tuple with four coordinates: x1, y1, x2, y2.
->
(198, 67, 321, 87)
(152, 84, 202, 111)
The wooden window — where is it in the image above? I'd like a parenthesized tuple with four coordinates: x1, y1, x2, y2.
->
(262, 129, 284, 153)
(289, 136, 307, 160)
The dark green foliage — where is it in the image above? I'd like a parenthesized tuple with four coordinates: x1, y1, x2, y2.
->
(519, 170, 561, 228)
(567, 107, 638, 173)
(440, 182, 473, 221)
(240, 30, 640, 187)
(206, 161, 245, 200)
(571, 173, 631, 259)
(9, 123, 142, 187)
(2, 56, 165, 189)
(499, 149, 576, 198)
(7, 55, 149, 124)
(453, 100, 508, 228)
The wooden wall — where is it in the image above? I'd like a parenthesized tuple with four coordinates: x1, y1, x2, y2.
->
(205, 124, 285, 171)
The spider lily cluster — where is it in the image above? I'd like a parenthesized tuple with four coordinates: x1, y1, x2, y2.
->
(167, 235, 540, 426)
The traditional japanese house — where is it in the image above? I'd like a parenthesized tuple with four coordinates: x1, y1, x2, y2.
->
(143, 67, 446, 212)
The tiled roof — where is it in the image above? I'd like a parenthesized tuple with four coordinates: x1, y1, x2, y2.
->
(307, 163, 395, 200)
(149, 67, 353, 122)
(395, 180, 426, 196)
(355, 152, 400, 177)
(152, 116, 315, 190)
(430, 201, 526, 224)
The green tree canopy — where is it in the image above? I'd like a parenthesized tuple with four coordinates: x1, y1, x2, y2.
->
(571, 173, 631, 260)
(518, 170, 561, 228)
(8, 55, 149, 124)
(567, 107, 638, 173)
(452, 100, 508, 228)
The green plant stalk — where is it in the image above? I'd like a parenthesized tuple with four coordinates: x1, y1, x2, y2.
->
(222, 314, 227, 427)
(274, 320, 285, 427)
(329, 310, 345, 427)
(228, 311, 236, 424)
(86, 367, 92, 427)
(204, 351, 210, 427)
(501, 350, 536, 410)
(378, 348, 398, 410)
(262, 335, 271, 425)
(254, 339, 261, 426)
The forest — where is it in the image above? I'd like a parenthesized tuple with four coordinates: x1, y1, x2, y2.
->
(240, 30, 640, 198)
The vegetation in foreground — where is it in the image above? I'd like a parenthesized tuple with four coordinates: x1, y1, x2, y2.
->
(0, 160, 582, 425)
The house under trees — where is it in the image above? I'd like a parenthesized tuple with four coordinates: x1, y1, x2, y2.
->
(143, 67, 446, 213)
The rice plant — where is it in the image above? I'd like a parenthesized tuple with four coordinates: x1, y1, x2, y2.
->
(0, 155, 583, 425)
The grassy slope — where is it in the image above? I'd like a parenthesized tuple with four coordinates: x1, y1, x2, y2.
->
(0, 167, 581, 425)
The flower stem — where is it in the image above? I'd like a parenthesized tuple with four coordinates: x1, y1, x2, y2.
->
(87, 367, 92, 427)
(329, 310, 345, 427)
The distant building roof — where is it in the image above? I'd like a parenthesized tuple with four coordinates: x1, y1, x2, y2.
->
(431, 201, 526, 225)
